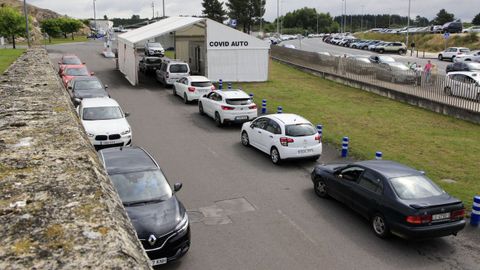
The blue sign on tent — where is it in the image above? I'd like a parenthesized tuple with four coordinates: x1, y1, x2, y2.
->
(230, 19, 237, 27)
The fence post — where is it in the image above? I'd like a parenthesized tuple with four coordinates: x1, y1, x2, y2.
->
(471, 196, 480, 226)
(341, 137, 349, 158)
(277, 106, 283, 114)
(261, 99, 267, 114)
(375, 151, 383, 160)
(219, 79, 223, 90)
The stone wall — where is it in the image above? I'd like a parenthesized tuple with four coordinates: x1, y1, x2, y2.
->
(0, 49, 151, 269)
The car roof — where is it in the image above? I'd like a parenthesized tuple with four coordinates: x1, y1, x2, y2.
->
(62, 55, 79, 59)
(81, 97, 119, 107)
(99, 146, 158, 174)
(71, 76, 101, 82)
(188, 76, 210, 82)
(266, 113, 310, 125)
(216, 89, 250, 98)
(353, 160, 422, 179)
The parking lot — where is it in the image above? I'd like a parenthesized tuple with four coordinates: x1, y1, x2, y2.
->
(48, 41, 480, 270)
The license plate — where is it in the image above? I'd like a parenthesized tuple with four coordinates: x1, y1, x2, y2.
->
(235, 116, 248, 120)
(432, 212, 450, 220)
(151, 258, 167, 266)
(101, 140, 119, 145)
(298, 149, 314, 154)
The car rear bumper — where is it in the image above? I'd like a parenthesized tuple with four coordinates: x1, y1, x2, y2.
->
(279, 143, 322, 160)
(390, 219, 466, 239)
(222, 111, 258, 124)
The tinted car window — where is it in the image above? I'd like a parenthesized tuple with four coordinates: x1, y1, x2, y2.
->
(169, 64, 188, 73)
(191, 81, 212, 87)
(358, 170, 383, 194)
(266, 120, 281, 134)
(226, 98, 252, 105)
(83, 106, 123, 120)
(285, 123, 316, 137)
(389, 175, 443, 199)
(63, 57, 82, 65)
(110, 170, 172, 204)
(75, 80, 103, 90)
(340, 166, 365, 182)
(146, 58, 162, 64)
(252, 118, 269, 129)
(65, 67, 89, 76)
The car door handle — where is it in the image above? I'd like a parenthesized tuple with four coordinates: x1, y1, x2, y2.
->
(269, 135, 273, 138)
(258, 131, 262, 134)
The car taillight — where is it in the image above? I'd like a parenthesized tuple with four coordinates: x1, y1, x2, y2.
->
(315, 134, 321, 143)
(248, 104, 257, 109)
(188, 87, 196, 92)
(211, 85, 216, 90)
(280, 137, 294, 146)
(406, 215, 432, 224)
(451, 209, 465, 220)
(221, 105, 234, 110)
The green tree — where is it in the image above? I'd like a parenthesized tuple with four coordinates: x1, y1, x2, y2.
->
(0, 6, 27, 49)
(40, 18, 61, 43)
(202, 0, 226, 23)
(414, 15, 430, 27)
(433, 9, 455, 25)
(226, 0, 265, 33)
(58, 17, 83, 40)
(472, 12, 480, 25)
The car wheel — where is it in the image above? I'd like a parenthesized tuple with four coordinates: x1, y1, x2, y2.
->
(270, 147, 281, 165)
(184, 93, 189, 104)
(214, 112, 223, 127)
(172, 86, 176, 95)
(198, 102, 205, 115)
(444, 86, 452, 96)
(451, 56, 456, 62)
(371, 213, 390, 239)
(313, 177, 328, 198)
(438, 54, 443, 61)
(379, 49, 384, 54)
(398, 49, 405, 55)
(241, 131, 250, 146)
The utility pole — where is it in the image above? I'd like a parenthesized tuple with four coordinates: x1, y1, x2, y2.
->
(93, 0, 97, 31)
(23, 0, 30, 48)
(152, 1, 155, 20)
(344, 0, 347, 33)
(340, 0, 344, 33)
(406, 0, 411, 50)
(316, 13, 319, 34)
(162, 0, 165, 17)
(361, 5, 364, 32)
(276, 0, 279, 34)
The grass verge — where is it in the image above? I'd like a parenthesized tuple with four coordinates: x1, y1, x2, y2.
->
(0, 49, 25, 73)
(237, 60, 479, 209)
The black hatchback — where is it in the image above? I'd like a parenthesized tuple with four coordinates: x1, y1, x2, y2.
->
(99, 147, 190, 266)
(311, 160, 465, 239)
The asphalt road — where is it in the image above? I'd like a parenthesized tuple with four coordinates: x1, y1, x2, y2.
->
(281, 38, 449, 75)
(47, 41, 480, 270)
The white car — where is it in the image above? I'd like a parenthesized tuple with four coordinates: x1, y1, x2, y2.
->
(240, 114, 322, 164)
(198, 89, 257, 126)
(144, 42, 165, 56)
(438, 47, 470, 62)
(444, 72, 480, 102)
(463, 26, 480, 33)
(77, 98, 132, 149)
(173, 76, 215, 103)
(454, 50, 480, 63)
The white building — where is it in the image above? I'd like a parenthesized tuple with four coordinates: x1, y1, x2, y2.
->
(116, 17, 270, 86)
(90, 20, 114, 31)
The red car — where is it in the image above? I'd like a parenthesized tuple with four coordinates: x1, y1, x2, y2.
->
(58, 55, 83, 75)
(60, 65, 94, 87)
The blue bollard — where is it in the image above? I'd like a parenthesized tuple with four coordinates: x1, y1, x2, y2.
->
(228, 82, 232, 89)
(316, 125, 323, 136)
(471, 196, 480, 226)
(341, 137, 349, 158)
(219, 79, 223, 90)
(249, 93, 254, 100)
(375, 151, 383, 160)
(261, 99, 267, 114)
(277, 106, 283, 114)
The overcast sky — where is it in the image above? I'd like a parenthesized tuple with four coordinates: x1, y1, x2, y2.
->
(28, 0, 478, 22)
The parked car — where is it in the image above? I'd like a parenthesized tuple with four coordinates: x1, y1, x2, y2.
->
(463, 26, 480, 33)
(155, 59, 190, 87)
(240, 113, 322, 164)
(454, 50, 480, 63)
(144, 42, 165, 56)
(368, 41, 386, 51)
(446, 62, 480, 73)
(374, 62, 418, 84)
(67, 76, 109, 106)
(444, 72, 480, 102)
(311, 160, 466, 239)
(442, 21, 463, 33)
(60, 65, 93, 87)
(368, 55, 396, 64)
(438, 47, 470, 61)
(198, 89, 257, 126)
(58, 55, 83, 75)
(345, 56, 375, 74)
(77, 98, 132, 150)
(98, 146, 190, 266)
(282, 44, 296, 49)
(361, 40, 380, 50)
(374, 42, 407, 54)
(172, 76, 215, 103)
(139, 56, 162, 74)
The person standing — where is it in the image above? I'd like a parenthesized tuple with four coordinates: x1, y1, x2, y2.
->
(424, 60, 433, 85)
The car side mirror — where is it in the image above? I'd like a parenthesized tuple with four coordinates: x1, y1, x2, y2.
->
(104, 84, 108, 88)
(173, 183, 183, 192)
(90, 72, 95, 75)
(250, 124, 255, 129)
(67, 86, 73, 90)
(124, 112, 130, 117)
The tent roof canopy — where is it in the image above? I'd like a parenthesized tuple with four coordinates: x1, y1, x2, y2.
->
(118, 17, 205, 47)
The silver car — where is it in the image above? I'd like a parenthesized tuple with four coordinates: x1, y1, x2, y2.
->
(444, 72, 480, 102)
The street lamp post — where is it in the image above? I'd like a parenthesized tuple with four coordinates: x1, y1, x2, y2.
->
(162, 0, 165, 17)
(23, 0, 30, 48)
(93, 0, 97, 31)
(406, 0, 411, 52)
(316, 13, 319, 34)
(276, 0, 280, 34)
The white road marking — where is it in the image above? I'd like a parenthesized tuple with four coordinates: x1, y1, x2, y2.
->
(277, 209, 317, 246)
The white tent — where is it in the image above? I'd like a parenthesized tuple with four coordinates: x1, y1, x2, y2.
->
(117, 17, 270, 86)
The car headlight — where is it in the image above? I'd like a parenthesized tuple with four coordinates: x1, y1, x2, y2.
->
(175, 213, 189, 232)
(86, 132, 95, 137)
(120, 128, 131, 135)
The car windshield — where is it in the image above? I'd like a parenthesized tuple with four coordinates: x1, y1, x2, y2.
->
(63, 57, 82, 65)
(75, 80, 103, 90)
(389, 175, 444, 200)
(169, 64, 188, 73)
(109, 170, 172, 205)
(65, 67, 89, 76)
(226, 98, 252, 105)
(146, 58, 162, 64)
(83, 106, 123, 120)
(191, 81, 212, 87)
(147, 43, 162, 48)
(285, 123, 316, 137)
(379, 56, 395, 63)
(466, 62, 480, 70)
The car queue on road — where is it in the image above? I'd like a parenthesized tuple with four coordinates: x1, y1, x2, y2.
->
(57, 42, 468, 266)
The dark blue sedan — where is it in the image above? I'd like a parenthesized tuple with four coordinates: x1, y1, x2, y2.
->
(311, 160, 466, 239)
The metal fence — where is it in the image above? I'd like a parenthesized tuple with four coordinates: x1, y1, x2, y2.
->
(271, 46, 480, 118)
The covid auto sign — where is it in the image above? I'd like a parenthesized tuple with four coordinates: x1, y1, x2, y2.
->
(208, 41, 249, 47)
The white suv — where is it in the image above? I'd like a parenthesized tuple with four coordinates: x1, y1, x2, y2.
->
(438, 47, 470, 62)
(198, 89, 257, 126)
(173, 76, 215, 103)
(240, 114, 322, 164)
(144, 42, 165, 56)
(77, 98, 132, 150)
